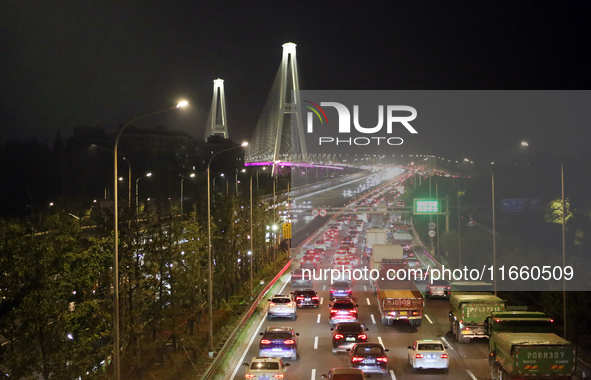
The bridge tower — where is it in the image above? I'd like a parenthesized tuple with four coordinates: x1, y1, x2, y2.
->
(204, 78, 228, 141)
(246, 43, 307, 172)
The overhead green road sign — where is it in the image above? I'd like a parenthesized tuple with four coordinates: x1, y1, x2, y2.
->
(414, 198, 440, 214)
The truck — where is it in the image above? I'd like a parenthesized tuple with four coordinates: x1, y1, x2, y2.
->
(365, 228, 387, 254)
(392, 231, 413, 246)
(485, 311, 576, 379)
(449, 293, 506, 343)
(375, 259, 424, 327)
(369, 244, 403, 272)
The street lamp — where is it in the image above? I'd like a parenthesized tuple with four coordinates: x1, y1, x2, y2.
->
(249, 171, 254, 299)
(236, 168, 246, 194)
(92, 144, 133, 207)
(112, 100, 188, 380)
(135, 172, 152, 219)
(521, 141, 567, 337)
(180, 173, 195, 216)
(207, 141, 248, 355)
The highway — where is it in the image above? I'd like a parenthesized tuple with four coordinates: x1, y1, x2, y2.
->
(230, 178, 493, 380)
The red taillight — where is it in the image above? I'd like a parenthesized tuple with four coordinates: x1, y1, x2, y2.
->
(352, 356, 364, 362)
(286, 303, 293, 307)
(357, 334, 367, 340)
(312, 296, 319, 300)
(377, 357, 388, 363)
(334, 334, 344, 339)
(447, 286, 452, 290)
(296, 296, 304, 300)
(245, 375, 255, 379)
(441, 354, 448, 359)
(284, 339, 295, 345)
(260, 339, 271, 344)
(273, 375, 284, 379)
(415, 353, 423, 358)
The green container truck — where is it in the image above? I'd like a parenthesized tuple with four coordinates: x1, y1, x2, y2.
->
(449, 294, 506, 343)
(486, 311, 576, 380)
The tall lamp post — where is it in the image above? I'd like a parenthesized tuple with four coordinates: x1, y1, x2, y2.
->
(135, 172, 153, 220)
(91, 144, 132, 207)
(180, 173, 195, 216)
(465, 158, 497, 294)
(249, 172, 254, 299)
(112, 100, 188, 380)
(207, 142, 248, 354)
(236, 168, 246, 194)
(521, 141, 567, 338)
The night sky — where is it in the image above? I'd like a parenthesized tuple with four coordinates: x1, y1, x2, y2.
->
(1, 1, 590, 160)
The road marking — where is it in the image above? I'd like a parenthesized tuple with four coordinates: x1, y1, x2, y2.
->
(320, 297, 324, 305)
(230, 308, 268, 379)
(371, 314, 376, 324)
(378, 336, 384, 347)
(366, 297, 371, 305)
(311, 369, 316, 380)
(317, 314, 321, 324)
(314, 336, 319, 349)
(424, 314, 433, 324)
(364, 285, 367, 291)
(440, 336, 454, 350)
(323, 285, 326, 291)
(389, 369, 397, 380)
(466, 369, 478, 380)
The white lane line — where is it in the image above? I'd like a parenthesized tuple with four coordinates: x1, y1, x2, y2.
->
(389, 369, 397, 380)
(424, 314, 433, 324)
(230, 310, 268, 379)
(323, 285, 326, 291)
(311, 369, 316, 380)
(317, 313, 321, 324)
(371, 314, 376, 324)
(364, 285, 367, 291)
(314, 336, 319, 349)
(378, 336, 384, 348)
(320, 297, 324, 305)
(440, 336, 454, 350)
(466, 369, 478, 380)
(366, 297, 371, 305)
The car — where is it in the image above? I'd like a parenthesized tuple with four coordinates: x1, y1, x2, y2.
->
(407, 340, 449, 372)
(315, 240, 327, 251)
(259, 327, 299, 360)
(300, 254, 318, 268)
(329, 298, 359, 327)
(243, 356, 290, 379)
(267, 295, 297, 320)
(292, 289, 319, 308)
(315, 248, 326, 258)
(331, 322, 369, 353)
(425, 280, 451, 299)
(321, 367, 368, 379)
(291, 268, 313, 288)
(347, 254, 361, 267)
(330, 281, 353, 300)
(334, 249, 349, 260)
(332, 257, 352, 272)
(324, 239, 333, 248)
(349, 343, 389, 377)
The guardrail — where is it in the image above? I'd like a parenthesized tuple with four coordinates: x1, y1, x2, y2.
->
(201, 258, 292, 380)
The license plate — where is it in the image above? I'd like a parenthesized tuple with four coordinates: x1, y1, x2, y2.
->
(346, 337, 356, 341)
(400, 311, 407, 315)
(272, 348, 282, 352)
(365, 359, 376, 364)
(305, 298, 311, 301)
(260, 377, 270, 380)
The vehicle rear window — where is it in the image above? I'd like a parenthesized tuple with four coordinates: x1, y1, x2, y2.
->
(332, 303, 355, 309)
(271, 298, 291, 303)
(250, 362, 280, 370)
(263, 333, 291, 340)
(337, 323, 363, 332)
(295, 291, 315, 296)
(332, 282, 350, 289)
(333, 375, 364, 380)
(418, 343, 444, 351)
(356, 346, 383, 354)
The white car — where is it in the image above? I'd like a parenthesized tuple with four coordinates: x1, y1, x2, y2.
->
(243, 356, 290, 379)
(267, 294, 297, 320)
(408, 339, 449, 372)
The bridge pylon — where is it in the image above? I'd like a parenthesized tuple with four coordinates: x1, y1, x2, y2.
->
(204, 78, 229, 141)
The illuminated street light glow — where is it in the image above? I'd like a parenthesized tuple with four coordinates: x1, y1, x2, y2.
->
(146, 172, 152, 177)
(190, 173, 196, 178)
(176, 100, 189, 108)
(521, 141, 529, 147)
(241, 142, 249, 147)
